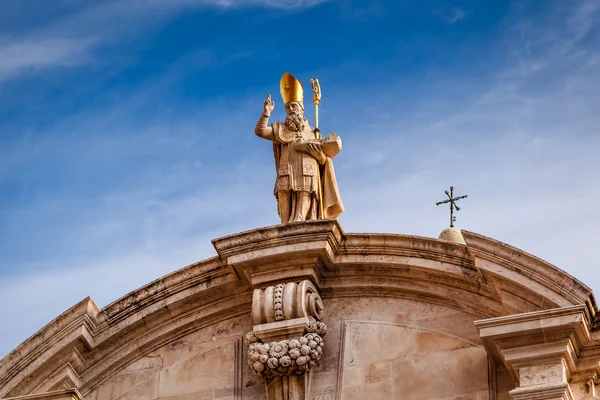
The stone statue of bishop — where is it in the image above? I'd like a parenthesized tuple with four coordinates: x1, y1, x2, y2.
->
(255, 72, 344, 224)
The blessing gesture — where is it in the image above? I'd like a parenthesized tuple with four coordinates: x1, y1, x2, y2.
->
(264, 94, 275, 115)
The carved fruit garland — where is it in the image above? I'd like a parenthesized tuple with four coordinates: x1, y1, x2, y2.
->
(246, 322, 327, 377)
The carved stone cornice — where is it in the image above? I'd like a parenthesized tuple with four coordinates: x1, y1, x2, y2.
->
(476, 305, 592, 371)
(212, 219, 343, 288)
(0, 299, 95, 398)
(475, 305, 600, 399)
(0, 264, 247, 398)
(463, 230, 597, 320)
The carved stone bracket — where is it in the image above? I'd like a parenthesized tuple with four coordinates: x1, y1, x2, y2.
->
(247, 280, 326, 400)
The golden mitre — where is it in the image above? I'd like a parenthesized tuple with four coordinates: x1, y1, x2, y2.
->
(280, 72, 303, 104)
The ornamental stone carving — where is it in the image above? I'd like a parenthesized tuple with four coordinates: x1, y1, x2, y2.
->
(252, 280, 324, 325)
(246, 326, 327, 378)
(247, 280, 327, 399)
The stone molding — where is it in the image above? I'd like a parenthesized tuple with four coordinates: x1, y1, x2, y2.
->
(0, 299, 95, 398)
(0, 220, 598, 398)
(476, 305, 600, 399)
(463, 230, 596, 319)
(509, 383, 574, 400)
(0, 260, 247, 398)
(3, 389, 83, 400)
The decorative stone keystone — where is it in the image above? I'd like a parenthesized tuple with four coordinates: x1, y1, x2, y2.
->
(246, 280, 327, 400)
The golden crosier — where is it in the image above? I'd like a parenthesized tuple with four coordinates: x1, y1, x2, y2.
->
(310, 77, 321, 133)
(280, 72, 304, 105)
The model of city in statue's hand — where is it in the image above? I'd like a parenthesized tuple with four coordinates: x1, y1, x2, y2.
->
(254, 72, 344, 224)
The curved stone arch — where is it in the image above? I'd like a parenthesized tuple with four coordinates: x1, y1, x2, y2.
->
(462, 230, 597, 316)
(0, 220, 596, 399)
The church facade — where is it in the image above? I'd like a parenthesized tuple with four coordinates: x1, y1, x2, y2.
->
(0, 220, 598, 399)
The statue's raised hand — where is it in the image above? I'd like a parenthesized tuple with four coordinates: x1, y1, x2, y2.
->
(264, 95, 275, 115)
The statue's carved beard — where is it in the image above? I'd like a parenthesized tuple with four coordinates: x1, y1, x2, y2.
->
(285, 112, 305, 133)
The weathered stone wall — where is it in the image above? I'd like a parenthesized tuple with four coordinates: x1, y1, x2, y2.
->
(85, 315, 255, 400)
(84, 297, 491, 400)
(315, 298, 489, 400)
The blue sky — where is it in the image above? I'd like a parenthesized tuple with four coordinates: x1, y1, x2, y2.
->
(1, 0, 599, 358)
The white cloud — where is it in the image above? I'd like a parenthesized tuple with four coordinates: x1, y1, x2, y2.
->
(0, 38, 94, 82)
(206, 0, 332, 9)
(430, 2, 470, 25)
(446, 7, 469, 24)
(0, 0, 331, 84)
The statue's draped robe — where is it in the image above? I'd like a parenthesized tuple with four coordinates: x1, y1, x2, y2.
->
(271, 121, 319, 194)
(256, 116, 343, 223)
(320, 157, 344, 219)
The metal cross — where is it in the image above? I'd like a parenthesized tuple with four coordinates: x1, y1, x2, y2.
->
(436, 186, 468, 228)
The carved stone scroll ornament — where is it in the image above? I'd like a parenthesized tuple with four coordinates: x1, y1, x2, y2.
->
(252, 280, 324, 326)
(246, 280, 327, 399)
